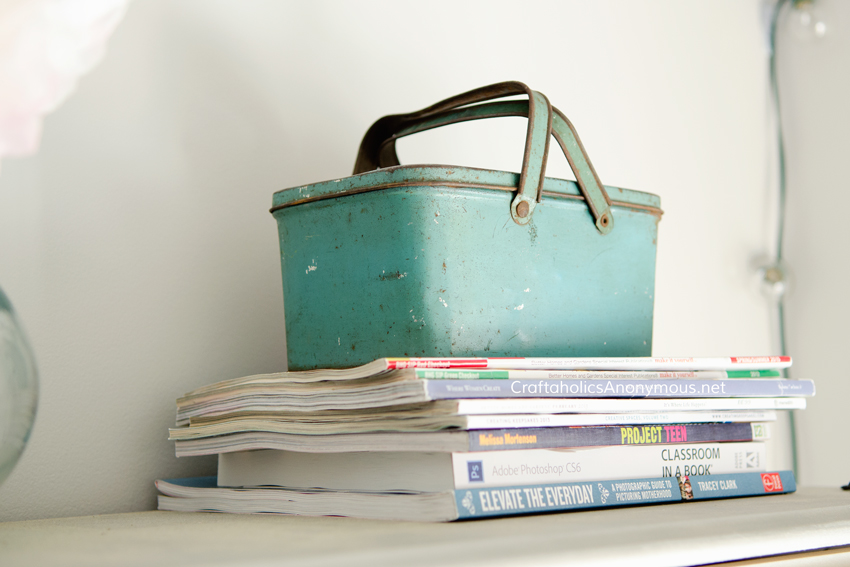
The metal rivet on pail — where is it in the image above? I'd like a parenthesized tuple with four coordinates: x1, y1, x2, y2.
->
(517, 201, 529, 218)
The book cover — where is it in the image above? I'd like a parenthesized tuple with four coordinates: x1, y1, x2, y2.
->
(387, 356, 792, 372)
(170, 410, 780, 441)
(172, 422, 768, 456)
(155, 470, 796, 522)
(424, 379, 814, 399)
(184, 356, 792, 390)
(175, 396, 805, 428)
(454, 471, 796, 519)
(408, 369, 783, 380)
(215, 442, 767, 491)
(451, 442, 767, 489)
(468, 422, 767, 451)
(454, 397, 805, 415)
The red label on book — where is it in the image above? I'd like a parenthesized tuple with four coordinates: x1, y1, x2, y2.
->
(761, 473, 783, 492)
(387, 358, 488, 370)
(730, 357, 790, 364)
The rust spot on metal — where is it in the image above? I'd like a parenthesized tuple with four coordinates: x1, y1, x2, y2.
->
(516, 201, 529, 218)
(378, 271, 407, 281)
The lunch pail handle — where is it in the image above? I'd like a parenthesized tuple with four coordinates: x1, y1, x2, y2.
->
(354, 81, 613, 233)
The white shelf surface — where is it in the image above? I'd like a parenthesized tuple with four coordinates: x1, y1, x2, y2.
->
(1, 487, 849, 567)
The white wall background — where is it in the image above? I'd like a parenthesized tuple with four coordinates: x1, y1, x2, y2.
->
(778, 0, 850, 488)
(0, 0, 838, 521)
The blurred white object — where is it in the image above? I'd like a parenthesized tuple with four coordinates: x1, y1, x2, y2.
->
(786, 0, 829, 41)
(0, 0, 129, 168)
(0, 0, 128, 487)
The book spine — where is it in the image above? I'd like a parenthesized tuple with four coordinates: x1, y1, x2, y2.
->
(467, 422, 767, 451)
(451, 442, 766, 489)
(455, 397, 805, 415)
(413, 369, 782, 380)
(453, 470, 795, 519)
(425, 379, 813, 399)
(385, 356, 792, 371)
(464, 410, 778, 429)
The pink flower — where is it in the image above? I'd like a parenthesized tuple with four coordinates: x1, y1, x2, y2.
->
(0, 0, 128, 163)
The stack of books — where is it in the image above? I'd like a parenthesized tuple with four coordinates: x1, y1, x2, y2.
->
(157, 356, 813, 521)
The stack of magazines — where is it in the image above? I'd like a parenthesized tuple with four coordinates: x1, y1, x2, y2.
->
(157, 356, 812, 521)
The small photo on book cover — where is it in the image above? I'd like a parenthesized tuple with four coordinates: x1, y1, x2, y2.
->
(467, 461, 484, 483)
(678, 475, 694, 500)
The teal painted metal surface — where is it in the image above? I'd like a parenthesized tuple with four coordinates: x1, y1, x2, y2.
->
(271, 83, 662, 370)
(272, 168, 660, 370)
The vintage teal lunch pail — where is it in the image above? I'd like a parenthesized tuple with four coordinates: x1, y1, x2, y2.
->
(271, 82, 662, 370)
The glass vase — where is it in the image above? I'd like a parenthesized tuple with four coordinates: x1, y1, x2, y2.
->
(0, 285, 38, 487)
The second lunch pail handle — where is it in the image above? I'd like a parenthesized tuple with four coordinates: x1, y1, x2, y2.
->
(354, 82, 613, 233)
(354, 82, 552, 226)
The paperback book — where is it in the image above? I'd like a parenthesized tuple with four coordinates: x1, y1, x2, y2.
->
(155, 470, 796, 522)
(175, 395, 805, 427)
(216, 442, 767, 491)
(173, 422, 769, 456)
(174, 377, 813, 420)
(186, 356, 792, 389)
(169, 408, 781, 439)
